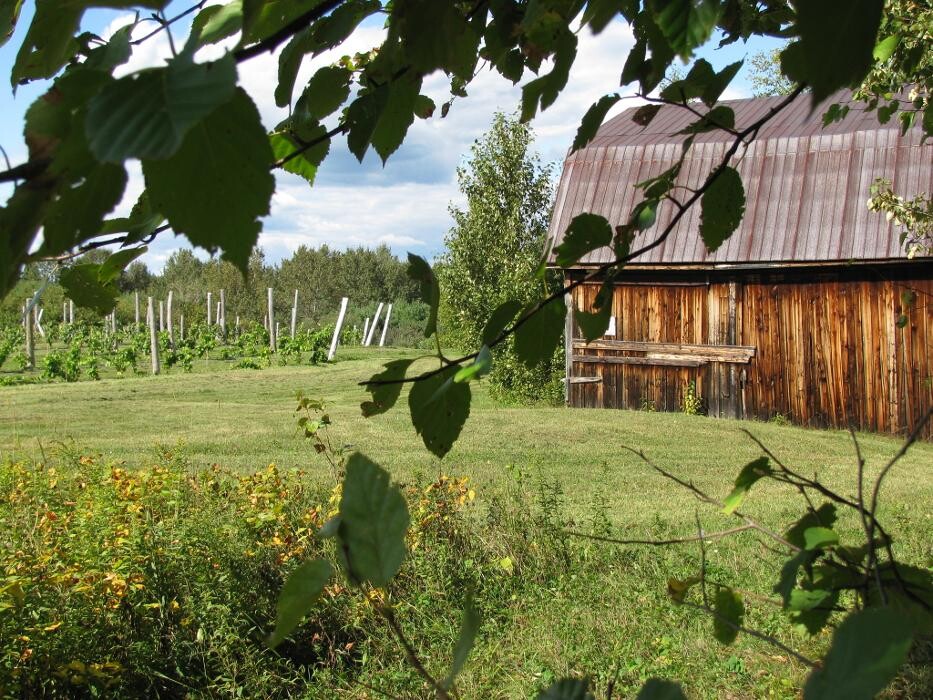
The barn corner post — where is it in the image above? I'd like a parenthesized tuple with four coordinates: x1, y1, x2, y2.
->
(564, 277, 573, 406)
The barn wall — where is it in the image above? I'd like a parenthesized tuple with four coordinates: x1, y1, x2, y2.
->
(568, 267, 933, 438)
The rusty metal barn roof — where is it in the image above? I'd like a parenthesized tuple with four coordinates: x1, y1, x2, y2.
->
(547, 90, 933, 267)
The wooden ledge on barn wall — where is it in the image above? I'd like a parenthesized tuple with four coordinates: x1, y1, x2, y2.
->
(570, 339, 756, 367)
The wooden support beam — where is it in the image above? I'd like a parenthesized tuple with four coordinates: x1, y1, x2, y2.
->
(572, 338, 755, 362)
(572, 354, 707, 368)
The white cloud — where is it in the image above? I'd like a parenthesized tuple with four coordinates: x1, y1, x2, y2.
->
(31, 13, 759, 273)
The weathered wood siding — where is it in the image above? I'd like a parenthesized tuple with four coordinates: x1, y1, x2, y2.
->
(568, 267, 932, 438)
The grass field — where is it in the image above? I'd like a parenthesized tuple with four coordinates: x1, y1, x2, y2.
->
(1, 347, 931, 698)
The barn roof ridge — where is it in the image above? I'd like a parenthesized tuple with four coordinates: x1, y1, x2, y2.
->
(547, 89, 932, 267)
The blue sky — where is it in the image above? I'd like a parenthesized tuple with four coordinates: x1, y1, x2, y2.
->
(0, 2, 785, 271)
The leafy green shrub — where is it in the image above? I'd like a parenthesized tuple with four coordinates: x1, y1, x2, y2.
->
(681, 380, 703, 415)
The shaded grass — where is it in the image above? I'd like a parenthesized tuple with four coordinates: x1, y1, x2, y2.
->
(1, 347, 931, 698)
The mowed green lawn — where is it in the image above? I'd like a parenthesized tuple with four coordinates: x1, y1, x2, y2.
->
(2, 347, 929, 526)
(1, 347, 931, 697)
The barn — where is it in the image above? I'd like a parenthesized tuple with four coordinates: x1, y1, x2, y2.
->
(547, 90, 933, 437)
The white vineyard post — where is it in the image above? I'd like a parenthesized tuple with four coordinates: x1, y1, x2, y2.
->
(364, 302, 384, 346)
(379, 303, 393, 347)
(328, 297, 349, 361)
(148, 297, 160, 375)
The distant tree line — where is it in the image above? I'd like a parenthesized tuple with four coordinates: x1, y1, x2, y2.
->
(4, 245, 429, 345)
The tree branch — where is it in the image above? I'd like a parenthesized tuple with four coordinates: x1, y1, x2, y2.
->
(564, 524, 754, 547)
(360, 85, 807, 389)
(233, 0, 347, 63)
(131, 2, 208, 46)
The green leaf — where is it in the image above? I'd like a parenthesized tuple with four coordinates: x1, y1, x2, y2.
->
(59, 264, 119, 314)
(86, 52, 237, 162)
(572, 94, 620, 152)
(192, 1, 243, 46)
(577, 278, 615, 342)
(774, 549, 816, 606)
(521, 31, 577, 122)
(636, 678, 688, 700)
(789, 591, 838, 636)
(632, 103, 663, 127)
(309, 0, 380, 55)
(361, 359, 415, 417)
(371, 74, 422, 163)
(267, 558, 333, 648)
(785, 504, 837, 549)
(700, 166, 745, 252)
(796, 0, 884, 106)
(454, 346, 492, 383)
(296, 65, 352, 120)
(241, 0, 320, 45)
(635, 200, 659, 230)
(554, 213, 612, 267)
(0, 0, 24, 49)
(42, 163, 128, 253)
(442, 596, 480, 689)
(667, 575, 701, 603)
(337, 454, 410, 586)
(394, 0, 479, 78)
(872, 35, 898, 62)
(514, 299, 566, 369)
(407, 253, 439, 338)
(537, 678, 595, 700)
(681, 105, 735, 134)
(97, 246, 147, 284)
(713, 587, 744, 645)
(803, 608, 914, 700)
(649, 0, 721, 60)
(788, 587, 833, 612)
(100, 191, 164, 243)
(12, 2, 81, 85)
(82, 24, 133, 72)
(270, 130, 328, 186)
(802, 526, 839, 551)
(143, 88, 274, 273)
(481, 299, 523, 346)
(408, 366, 471, 458)
(700, 59, 742, 107)
(721, 456, 771, 514)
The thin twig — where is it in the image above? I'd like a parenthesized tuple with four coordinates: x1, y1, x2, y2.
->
(620, 445, 800, 553)
(680, 601, 817, 669)
(131, 1, 207, 45)
(233, 0, 346, 63)
(851, 428, 887, 603)
(564, 524, 754, 547)
(376, 603, 451, 700)
(695, 510, 709, 607)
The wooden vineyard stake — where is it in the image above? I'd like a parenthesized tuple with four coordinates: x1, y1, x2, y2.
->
(23, 302, 34, 369)
(267, 288, 276, 351)
(290, 289, 298, 339)
(135, 291, 140, 326)
(167, 291, 175, 350)
(148, 297, 160, 375)
(219, 289, 227, 341)
(207, 292, 212, 326)
(362, 317, 369, 344)
(328, 297, 349, 361)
